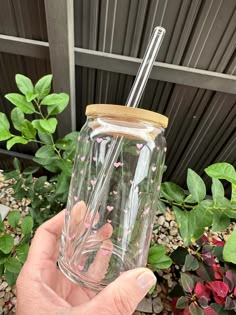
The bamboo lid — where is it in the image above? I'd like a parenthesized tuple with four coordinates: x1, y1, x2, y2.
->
(86, 104, 168, 128)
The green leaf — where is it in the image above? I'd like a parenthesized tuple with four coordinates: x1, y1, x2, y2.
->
(8, 211, 21, 228)
(55, 172, 70, 195)
(13, 157, 21, 171)
(0, 219, 4, 232)
(0, 130, 12, 141)
(23, 166, 40, 175)
(180, 272, 194, 293)
(192, 205, 213, 237)
(148, 284, 156, 295)
(0, 113, 12, 141)
(173, 205, 211, 246)
(153, 255, 172, 269)
(39, 118, 57, 134)
(32, 119, 47, 133)
(25, 92, 39, 102)
(156, 200, 167, 213)
(21, 120, 37, 139)
(189, 302, 205, 315)
(184, 194, 198, 204)
(41, 93, 69, 107)
(212, 178, 225, 206)
(0, 112, 10, 130)
(187, 169, 206, 203)
(6, 136, 29, 150)
(34, 176, 47, 191)
(170, 247, 189, 265)
(16, 243, 29, 263)
(160, 182, 185, 203)
(0, 251, 9, 264)
(211, 210, 231, 232)
(223, 228, 236, 264)
(38, 131, 53, 145)
(15, 74, 34, 95)
(56, 159, 73, 176)
(148, 245, 166, 264)
(4, 270, 18, 286)
(35, 74, 53, 100)
(231, 183, 236, 204)
(0, 264, 4, 277)
(0, 234, 14, 254)
(182, 254, 199, 272)
(47, 98, 69, 116)
(176, 296, 189, 309)
(5, 93, 35, 114)
(21, 216, 33, 235)
(210, 303, 229, 315)
(5, 257, 22, 273)
(205, 162, 236, 184)
(35, 145, 57, 160)
(4, 169, 20, 180)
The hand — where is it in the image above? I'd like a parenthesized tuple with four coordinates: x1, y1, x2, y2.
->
(16, 211, 156, 315)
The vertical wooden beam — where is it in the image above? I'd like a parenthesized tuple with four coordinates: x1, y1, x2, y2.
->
(44, 0, 76, 136)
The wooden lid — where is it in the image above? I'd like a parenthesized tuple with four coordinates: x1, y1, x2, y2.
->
(86, 104, 168, 128)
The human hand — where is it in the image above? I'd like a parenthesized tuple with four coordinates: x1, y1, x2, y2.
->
(16, 210, 156, 315)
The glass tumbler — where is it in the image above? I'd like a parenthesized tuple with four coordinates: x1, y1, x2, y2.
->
(58, 104, 168, 291)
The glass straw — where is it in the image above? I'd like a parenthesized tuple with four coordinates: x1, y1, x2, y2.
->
(73, 27, 166, 264)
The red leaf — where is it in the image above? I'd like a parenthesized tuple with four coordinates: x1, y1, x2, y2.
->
(207, 281, 229, 297)
(203, 306, 218, 315)
(212, 264, 223, 280)
(225, 270, 236, 286)
(195, 282, 211, 300)
(201, 250, 215, 266)
(183, 306, 191, 315)
(212, 237, 225, 246)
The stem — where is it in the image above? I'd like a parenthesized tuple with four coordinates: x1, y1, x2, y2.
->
(160, 198, 195, 210)
(34, 100, 62, 159)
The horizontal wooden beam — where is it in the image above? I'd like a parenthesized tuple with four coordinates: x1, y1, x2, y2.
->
(74, 48, 236, 95)
(0, 35, 235, 94)
(0, 34, 49, 59)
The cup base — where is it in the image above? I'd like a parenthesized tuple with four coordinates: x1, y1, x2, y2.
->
(58, 259, 106, 292)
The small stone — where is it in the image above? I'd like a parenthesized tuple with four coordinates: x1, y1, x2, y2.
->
(164, 300, 173, 312)
(11, 296, 17, 305)
(12, 286, 16, 295)
(0, 291, 4, 298)
(0, 281, 8, 291)
(165, 211, 173, 221)
(157, 215, 165, 226)
(152, 296, 164, 314)
(170, 228, 178, 236)
(6, 286, 12, 292)
(0, 298, 4, 307)
(136, 297, 152, 313)
(4, 292, 13, 301)
(155, 284, 162, 294)
(133, 312, 142, 315)
(159, 233, 165, 239)
(163, 222, 169, 228)
(170, 221, 177, 227)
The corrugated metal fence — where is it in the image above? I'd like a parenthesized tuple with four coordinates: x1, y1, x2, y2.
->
(0, 0, 235, 188)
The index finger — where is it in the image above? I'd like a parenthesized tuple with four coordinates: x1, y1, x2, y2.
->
(27, 210, 65, 265)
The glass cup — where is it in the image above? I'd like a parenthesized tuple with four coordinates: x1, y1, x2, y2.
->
(58, 104, 168, 291)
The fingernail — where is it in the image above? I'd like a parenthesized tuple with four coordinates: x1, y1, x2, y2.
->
(137, 271, 156, 290)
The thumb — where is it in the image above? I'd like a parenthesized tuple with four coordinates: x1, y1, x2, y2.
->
(87, 268, 156, 315)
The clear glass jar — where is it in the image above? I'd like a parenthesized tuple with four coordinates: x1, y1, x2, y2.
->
(58, 104, 168, 291)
